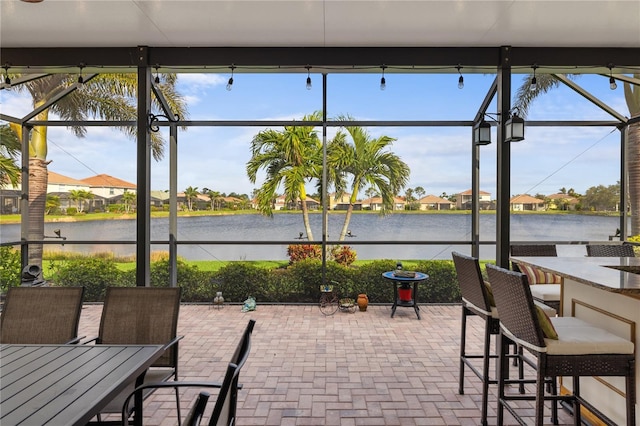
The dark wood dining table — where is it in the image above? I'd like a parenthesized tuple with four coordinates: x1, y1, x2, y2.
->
(0, 343, 164, 426)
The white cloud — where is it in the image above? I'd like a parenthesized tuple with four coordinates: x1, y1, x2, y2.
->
(178, 73, 226, 89)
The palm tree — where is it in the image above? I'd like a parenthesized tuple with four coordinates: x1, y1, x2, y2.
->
(247, 112, 323, 241)
(78, 189, 94, 213)
(122, 191, 136, 213)
(328, 117, 410, 240)
(45, 194, 60, 215)
(68, 189, 83, 212)
(184, 186, 199, 211)
(6, 73, 188, 267)
(364, 187, 378, 199)
(203, 188, 222, 211)
(514, 73, 640, 234)
(0, 125, 21, 186)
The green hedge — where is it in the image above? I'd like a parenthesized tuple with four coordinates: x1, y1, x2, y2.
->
(1, 248, 461, 304)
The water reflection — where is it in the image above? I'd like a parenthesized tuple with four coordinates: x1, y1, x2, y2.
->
(0, 213, 624, 261)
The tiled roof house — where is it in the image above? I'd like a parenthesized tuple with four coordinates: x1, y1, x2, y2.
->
(418, 195, 454, 211)
(510, 194, 545, 211)
(455, 189, 492, 210)
(80, 174, 136, 198)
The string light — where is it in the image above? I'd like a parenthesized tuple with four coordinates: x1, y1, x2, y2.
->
(76, 63, 85, 87)
(305, 65, 312, 90)
(1, 64, 10, 89)
(380, 65, 387, 91)
(456, 64, 464, 89)
(226, 65, 235, 91)
(608, 64, 617, 90)
(529, 64, 538, 92)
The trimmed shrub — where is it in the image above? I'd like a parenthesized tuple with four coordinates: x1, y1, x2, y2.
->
(149, 259, 210, 302)
(350, 259, 398, 303)
(213, 262, 270, 303)
(415, 260, 461, 303)
(0, 246, 22, 293)
(52, 257, 128, 302)
(283, 259, 357, 302)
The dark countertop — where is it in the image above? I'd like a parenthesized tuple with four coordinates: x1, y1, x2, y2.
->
(510, 256, 640, 295)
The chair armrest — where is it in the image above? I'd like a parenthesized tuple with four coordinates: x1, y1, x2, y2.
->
(65, 335, 86, 344)
(164, 335, 184, 350)
(121, 380, 224, 424)
(81, 336, 99, 344)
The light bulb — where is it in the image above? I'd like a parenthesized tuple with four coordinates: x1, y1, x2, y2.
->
(610, 76, 617, 90)
(306, 76, 312, 90)
(226, 77, 234, 91)
(380, 77, 386, 91)
(458, 75, 464, 89)
(529, 76, 537, 92)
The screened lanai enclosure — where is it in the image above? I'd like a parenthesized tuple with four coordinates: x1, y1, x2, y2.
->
(1, 1, 639, 286)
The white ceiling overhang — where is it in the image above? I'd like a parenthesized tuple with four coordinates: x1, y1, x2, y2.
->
(2, 0, 639, 49)
(1, 0, 639, 74)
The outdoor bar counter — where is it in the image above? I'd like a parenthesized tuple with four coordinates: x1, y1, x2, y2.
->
(511, 256, 640, 425)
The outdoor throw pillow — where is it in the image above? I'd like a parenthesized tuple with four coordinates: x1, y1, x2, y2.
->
(521, 264, 562, 285)
(483, 280, 496, 307)
(535, 305, 558, 339)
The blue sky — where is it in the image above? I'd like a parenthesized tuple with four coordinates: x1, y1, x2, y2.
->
(0, 72, 627, 199)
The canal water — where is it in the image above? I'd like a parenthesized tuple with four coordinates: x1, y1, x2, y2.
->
(0, 213, 625, 261)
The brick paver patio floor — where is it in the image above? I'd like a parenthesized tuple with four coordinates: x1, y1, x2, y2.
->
(80, 303, 575, 425)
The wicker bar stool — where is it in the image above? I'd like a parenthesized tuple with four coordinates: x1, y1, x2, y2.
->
(510, 244, 558, 259)
(486, 264, 636, 426)
(452, 252, 499, 426)
(452, 252, 550, 425)
(586, 243, 636, 257)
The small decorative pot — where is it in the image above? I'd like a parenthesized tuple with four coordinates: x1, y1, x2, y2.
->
(357, 293, 369, 311)
(213, 291, 224, 309)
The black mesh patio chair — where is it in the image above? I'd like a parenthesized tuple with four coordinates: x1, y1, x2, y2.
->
(486, 264, 636, 426)
(586, 243, 636, 257)
(90, 287, 183, 425)
(183, 392, 210, 426)
(122, 319, 256, 426)
(0, 286, 85, 344)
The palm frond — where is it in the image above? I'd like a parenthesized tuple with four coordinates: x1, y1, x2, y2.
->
(513, 73, 579, 117)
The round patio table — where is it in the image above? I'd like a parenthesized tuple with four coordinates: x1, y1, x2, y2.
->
(382, 271, 428, 319)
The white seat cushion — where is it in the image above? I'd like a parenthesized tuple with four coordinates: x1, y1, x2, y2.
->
(546, 317, 634, 355)
(530, 284, 560, 302)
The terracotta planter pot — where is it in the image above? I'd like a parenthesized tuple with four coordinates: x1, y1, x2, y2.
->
(357, 294, 369, 311)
